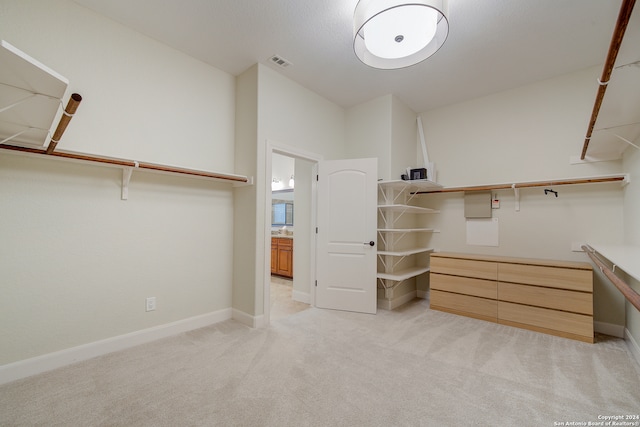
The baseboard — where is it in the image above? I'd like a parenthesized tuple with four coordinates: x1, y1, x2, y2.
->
(594, 321, 625, 338)
(292, 290, 310, 304)
(232, 308, 265, 328)
(625, 328, 640, 367)
(0, 308, 232, 386)
(378, 290, 417, 311)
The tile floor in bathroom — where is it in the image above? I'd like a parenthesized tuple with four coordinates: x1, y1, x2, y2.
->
(270, 275, 310, 321)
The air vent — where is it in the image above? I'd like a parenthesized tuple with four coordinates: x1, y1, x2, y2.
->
(269, 55, 292, 68)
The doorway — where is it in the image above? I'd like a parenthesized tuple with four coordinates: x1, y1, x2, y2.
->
(264, 141, 323, 325)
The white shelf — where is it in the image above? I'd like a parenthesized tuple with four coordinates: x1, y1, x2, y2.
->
(378, 179, 442, 192)
(378, 204, 439, 214)
(587, 244, 640, 282)
(378, 247, 434, 257)
(0, 40, 68, 148)
(378, 228, 435, 233)
(377, 266, 430, 281)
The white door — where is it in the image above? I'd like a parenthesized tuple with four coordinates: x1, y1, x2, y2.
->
(316, 158, 377, 314)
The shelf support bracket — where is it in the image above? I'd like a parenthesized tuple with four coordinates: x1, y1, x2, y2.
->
(0, 127, 37, 145)
(121, 166, 134, 200)
(0, 93, 37, 114)
(512, 184, 520, 211)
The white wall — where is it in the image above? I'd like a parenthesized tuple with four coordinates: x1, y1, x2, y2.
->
(346, 95, 392, 180)
(292, 158, 314, 302)
(622, 145, 640, 349)
(271, 154, 295, 192)
(0, 0, 237, 365)
(391, 95, 420, 180)
(418, 67, 627, 329)
(421, 67, 622, 186)
(233, 64, 347, 321)
(0, 0, 235, 171)
(232, 65, 259, 319)
(344, 94, 419, 182)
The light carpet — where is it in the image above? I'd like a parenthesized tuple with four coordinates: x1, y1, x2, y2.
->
(1, 299, 639, 426)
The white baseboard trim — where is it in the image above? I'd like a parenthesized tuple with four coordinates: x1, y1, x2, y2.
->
(0, 308, 232, 386)
(378, 290, 417, 311)
(594, 321, 625, 338)
(232, 308, 265, 328)
(292, 290, 310, 304)
(625, 328, 640, 367)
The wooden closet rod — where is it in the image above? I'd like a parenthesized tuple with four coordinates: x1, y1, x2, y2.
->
(581, 0, 636, 160)
(46, 93, 82, 154)
(582, 245, 640, 312)
(0, 143, 249, 183)
(416, 175, 626, 194)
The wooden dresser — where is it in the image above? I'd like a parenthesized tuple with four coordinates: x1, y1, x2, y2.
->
(430, 252, 594, 343)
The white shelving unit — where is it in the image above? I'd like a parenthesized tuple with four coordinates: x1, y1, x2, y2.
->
(0, 40, 69, 148)
(377, 179, 442, 309)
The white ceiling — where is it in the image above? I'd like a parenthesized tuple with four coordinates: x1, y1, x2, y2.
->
(72, 0, 624, 113)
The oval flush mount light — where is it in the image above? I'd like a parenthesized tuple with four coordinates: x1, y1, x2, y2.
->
(353, 0, 449, 69)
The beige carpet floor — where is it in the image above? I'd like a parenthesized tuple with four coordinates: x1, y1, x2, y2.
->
(1, 298, 639, 426)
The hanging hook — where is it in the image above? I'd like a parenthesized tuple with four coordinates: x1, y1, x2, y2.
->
(544, 189, 558, 197)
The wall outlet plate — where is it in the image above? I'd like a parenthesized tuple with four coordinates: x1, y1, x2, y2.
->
(145, 297, 156, 312)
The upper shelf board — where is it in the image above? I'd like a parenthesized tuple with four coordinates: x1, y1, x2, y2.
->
(378, 179, 443, 192)
(0, 40, 69, 148)
(378, 204, 439, 214)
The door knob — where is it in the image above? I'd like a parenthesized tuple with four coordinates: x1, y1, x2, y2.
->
(364, 241, 375, 246)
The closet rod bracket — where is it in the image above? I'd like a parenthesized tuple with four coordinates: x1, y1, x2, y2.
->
(121, 164, 138, 200)
(512, 184, 520, 211)
(233, 176, 254, 187)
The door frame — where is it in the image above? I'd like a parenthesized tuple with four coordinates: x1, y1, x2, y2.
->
(263, 140, 323, 325)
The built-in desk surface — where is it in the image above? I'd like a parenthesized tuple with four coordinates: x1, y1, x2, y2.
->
(587, 244, 640, 281)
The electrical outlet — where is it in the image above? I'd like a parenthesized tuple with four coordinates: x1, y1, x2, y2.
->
(145, 297, 156, 312)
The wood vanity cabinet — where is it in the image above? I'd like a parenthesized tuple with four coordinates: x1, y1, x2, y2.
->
(430, 252, 594, 343)
(271, 237, 293, 278)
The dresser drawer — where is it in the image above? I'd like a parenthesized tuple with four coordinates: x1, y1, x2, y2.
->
(431, 290, 497, 321)
(431, 273, 497, 299)
(275, 237, 293, 247)
(498, 282, 592, 315)
(431, 256, 498, 281)
(498, 301, 593, 339)
(498, 263, 592, 292)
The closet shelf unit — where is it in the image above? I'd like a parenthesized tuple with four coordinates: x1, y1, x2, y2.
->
(0, 40, 251, 198)
(377, 179, 442, 309)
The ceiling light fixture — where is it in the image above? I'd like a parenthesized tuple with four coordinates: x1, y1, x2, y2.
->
(353, 0, 449, 69)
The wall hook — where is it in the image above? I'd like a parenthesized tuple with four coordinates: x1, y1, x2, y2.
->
(544, 189, 558, 197)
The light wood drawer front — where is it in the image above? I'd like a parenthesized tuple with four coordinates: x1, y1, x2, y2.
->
(431, 290, 497, 319)
(498, 263, 592, 292)
(431, 257, 497, 281)
(498, 282, 593, 315)
(498, 301, 593, 338)
(431, 273, 497, 299)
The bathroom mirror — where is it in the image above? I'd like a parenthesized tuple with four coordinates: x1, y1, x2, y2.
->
(272, 189, 294, 226)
